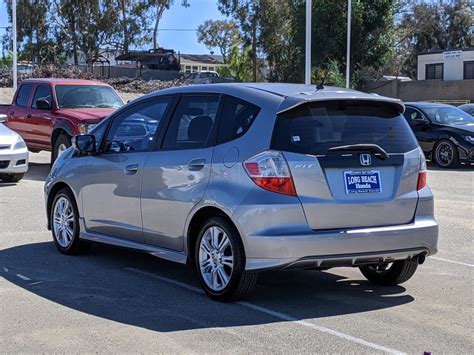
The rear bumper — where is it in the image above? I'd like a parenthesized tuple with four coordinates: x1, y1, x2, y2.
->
(0, 149, 29, 174)
(244, 217, 438, 271)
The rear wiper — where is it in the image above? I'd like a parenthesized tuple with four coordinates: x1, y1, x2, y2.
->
(328, 144, 390, 160)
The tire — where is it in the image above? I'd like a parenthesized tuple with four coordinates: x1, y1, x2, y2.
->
(0, 173, 25, 183)
(433, 139, 459, 168)
(194, 216, 257, 302)
(52, 134, 71, 163)
(51, 188, 91, 255)
(359, 259, 418, 286)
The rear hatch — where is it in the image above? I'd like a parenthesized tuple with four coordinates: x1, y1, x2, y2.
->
(271, 100, 421, 230)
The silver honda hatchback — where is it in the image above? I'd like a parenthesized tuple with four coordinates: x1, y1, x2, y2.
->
(45, 83, 438, 301)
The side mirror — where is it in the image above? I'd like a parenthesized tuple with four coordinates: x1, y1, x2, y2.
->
(0, 114, 6, 123)
(72, 134, 96, 154)
(36, 99, 51, 110)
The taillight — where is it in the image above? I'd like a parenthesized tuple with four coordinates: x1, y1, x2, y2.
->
(417, 154, 427, 191)
(243, 150, 296, 196)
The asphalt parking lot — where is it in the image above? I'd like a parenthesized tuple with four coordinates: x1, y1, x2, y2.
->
(1, 152, 472, 354)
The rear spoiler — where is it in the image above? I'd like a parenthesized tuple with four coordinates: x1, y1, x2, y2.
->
(277, 95, 405, 115)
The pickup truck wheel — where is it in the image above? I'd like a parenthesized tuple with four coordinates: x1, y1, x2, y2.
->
(0, 173, 25, 183)
(52, 134, 71, 163)
(359, 259, 418, 286)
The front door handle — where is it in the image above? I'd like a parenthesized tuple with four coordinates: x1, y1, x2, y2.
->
(188, 158, 206, 171)
(124, 163, 139, 175)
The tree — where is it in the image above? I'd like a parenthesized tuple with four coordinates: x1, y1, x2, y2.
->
(218, 0, 260, 82)
(113, 0, 151, 53)
(225, 44, 254, 81)
(258, 0, 302, 83)
(51, 0, 120, 65)
(146, 0, 189, 50)
(197, 19, 239, 63)
(4, 0, 51, 63)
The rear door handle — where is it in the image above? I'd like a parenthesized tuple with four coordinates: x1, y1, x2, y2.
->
(188, 158, 206, 171)
(124, 163, 139, 175)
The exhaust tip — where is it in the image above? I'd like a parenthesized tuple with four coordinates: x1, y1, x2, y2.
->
(417, 254, 426, 265)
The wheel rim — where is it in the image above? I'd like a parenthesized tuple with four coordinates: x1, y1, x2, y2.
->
(53, 196, 75, 248)
(57, 143, 68, 157)
(436, 142, 454, 166)
(198, 226, 234, 292)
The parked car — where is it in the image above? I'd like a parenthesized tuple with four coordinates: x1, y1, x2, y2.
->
(403, 102, 474, 168)
(458, 103, 474, 116)
(0, 114, 28, 182)
(45, 83, 438, 301)
(0, 78, 123, 162)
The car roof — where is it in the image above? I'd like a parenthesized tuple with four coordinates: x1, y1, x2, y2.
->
(142, 83, 405, 113)
(20, 78, 111, 86)
(405, 102, 456, 108)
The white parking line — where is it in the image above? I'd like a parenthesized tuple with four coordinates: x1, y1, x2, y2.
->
(124, 267, 405, 354)
(28, 281, 43, 286)
(16, 274, 31, 281)
(2, 267, 8, 272)
(430, 257, 474, 268)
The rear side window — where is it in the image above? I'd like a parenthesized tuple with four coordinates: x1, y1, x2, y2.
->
(218, 95, 260, 144)
(271, 100, 418, 155)
(163, 95, 220, 150)
(15, 83, 33, 107)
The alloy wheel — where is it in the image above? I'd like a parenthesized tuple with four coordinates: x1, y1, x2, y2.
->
(53, 196, 75, 248)
(198, 226, 234, 292)
(435, 142, 454, 167)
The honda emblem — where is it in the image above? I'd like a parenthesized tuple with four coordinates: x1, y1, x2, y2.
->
(359, 154, 372, 166)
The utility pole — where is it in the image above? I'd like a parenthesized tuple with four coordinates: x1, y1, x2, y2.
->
(346, 0, 352, 89)
(12, 0, 17, 91)
(305, 0, 312, 85)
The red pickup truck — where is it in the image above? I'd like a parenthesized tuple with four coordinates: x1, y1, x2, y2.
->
(0, 78, 123, 161)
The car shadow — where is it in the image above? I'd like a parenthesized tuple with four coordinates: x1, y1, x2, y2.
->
(427, 161, 474, 172)
(0, 242, 414, 332)
(23, 162, 50, 182)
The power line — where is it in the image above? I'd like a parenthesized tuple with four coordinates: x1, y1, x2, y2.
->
(158, 29, 197, 31)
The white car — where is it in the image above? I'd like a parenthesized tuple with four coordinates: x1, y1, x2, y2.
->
(0, 114, 29, 182)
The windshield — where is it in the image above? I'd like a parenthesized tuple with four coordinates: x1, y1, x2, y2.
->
(55, 85, 123, 109)
(271, 100, 418, 155)
(423, 106, 474, 125)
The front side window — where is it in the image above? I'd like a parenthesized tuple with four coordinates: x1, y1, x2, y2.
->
(271, 100, 419, 155)
(163, 95, 220, 150)
(218, 95, 260, 144)
(31, 85, 52, 109)
(422, 106, 474, 125)
(15, 83, 33, 107)
(104, 98, 171, 153)
(55, 85, 123, 109)
(403, 107, 425, 123)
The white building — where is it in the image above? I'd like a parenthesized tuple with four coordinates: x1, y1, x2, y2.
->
(179, 54, 224, 73)
(417, 49, 474, 81)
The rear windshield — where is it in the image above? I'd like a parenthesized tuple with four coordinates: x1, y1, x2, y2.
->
(271, 100, 418, 155)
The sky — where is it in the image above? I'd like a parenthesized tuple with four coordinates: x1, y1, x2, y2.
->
(0, 0, 227, 56)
